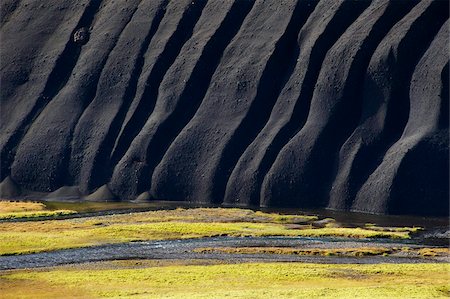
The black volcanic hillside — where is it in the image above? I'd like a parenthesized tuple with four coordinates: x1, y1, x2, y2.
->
(1, 0, 448, 216)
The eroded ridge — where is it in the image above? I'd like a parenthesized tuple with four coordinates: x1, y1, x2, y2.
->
(1, 0, 448, 216)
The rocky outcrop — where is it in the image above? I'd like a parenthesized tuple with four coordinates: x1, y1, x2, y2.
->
(1, 0, 448, 215)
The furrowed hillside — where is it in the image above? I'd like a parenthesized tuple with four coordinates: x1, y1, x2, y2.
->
(1, 0, 448, 215)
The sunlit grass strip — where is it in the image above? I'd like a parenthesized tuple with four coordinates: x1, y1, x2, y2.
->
(287, 227, 410, 238)
(417, 248, 450, 257)
(364, 223, 423, 233)
(43, 200, 164, 213)
(0, 201, 77, 220)
(0, 201, 46, 213)
(1, 262, 448, 298)
(0, 210, 77, 220)
(194, 246, 395, 257)
(196, 246, 450, 258)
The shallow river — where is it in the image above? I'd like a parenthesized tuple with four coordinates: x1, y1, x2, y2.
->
(1, 236, 446, 270)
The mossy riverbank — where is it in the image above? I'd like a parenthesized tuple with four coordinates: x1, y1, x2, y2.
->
(0, 201, 421, 255)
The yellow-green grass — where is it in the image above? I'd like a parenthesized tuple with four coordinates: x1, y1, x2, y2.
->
(364, 223, 423, 234)
(0, 201, 46, 213)
(194, 246, 450, 258)
(0, 207, 418, 255)
(1, 262, 449, 298)
(418, 248, 450, 257)
(43, 200, 168, 213)
(74, 207, 318, 224)
(194, 246, 395, 257)
(0, 201, 76, 220)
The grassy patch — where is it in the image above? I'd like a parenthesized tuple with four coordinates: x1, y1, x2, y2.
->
(0, 201, 76, 220)
(0, 207, 419, 255)
(0, 201, 46, 213)
(282, 227, 410, 238)
(194, 246, 395, 257)
(418, 248, 450, 257)
(195, 246, 450, 258)
(364, 223, 423, 234)
(0, 262, 448, 298)
(43, 201, 163, 213)
(0, 210, 77, 220)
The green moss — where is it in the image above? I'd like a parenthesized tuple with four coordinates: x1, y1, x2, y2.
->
(0, 201, 77, 220)
(0, 201, 46, 213)
(43, 201, 159, 213)
(194, 246, 395, 257)
(0, 210, 76, 220)
(1, 262, 448, 298)
(264, 213, 318, 224)
(290, 227, 410, 239)
(364, 223, 423, 233)
(417, 248, 450, 257)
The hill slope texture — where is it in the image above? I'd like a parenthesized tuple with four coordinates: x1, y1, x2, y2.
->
(1, 0, 448, 216)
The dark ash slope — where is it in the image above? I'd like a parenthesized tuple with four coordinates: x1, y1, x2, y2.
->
(1, 0, 448, 216)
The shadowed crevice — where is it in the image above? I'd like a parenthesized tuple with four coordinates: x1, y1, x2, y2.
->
(133, 0, 256, 196)
(110, 0, 207, 166)
(308, 1, 418, 208)
(80, 0, 170, 190)
(210, 0, 318, 204)
(337, 0, 447, 210)
(262, 0, 417, 209)
(228, 0, 370, 207)
(60, 1, 143, 189)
